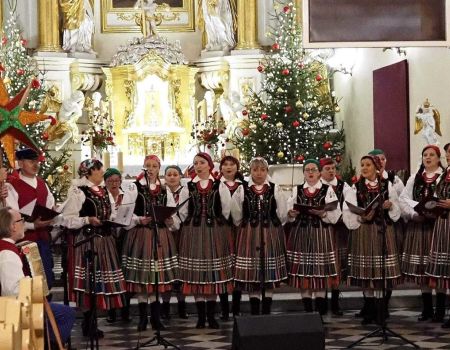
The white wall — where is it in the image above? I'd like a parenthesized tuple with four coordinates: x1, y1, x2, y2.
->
(334, 47, 450, 173)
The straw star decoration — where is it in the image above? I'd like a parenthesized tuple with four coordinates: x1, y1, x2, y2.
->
(0, 78, 49, 167)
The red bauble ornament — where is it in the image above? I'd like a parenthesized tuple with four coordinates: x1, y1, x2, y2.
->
(257, 65, 265, 72)
(296, 155, 305, 162)
(281, 68, 290, 76)
(42, 132, 49, 141)
(283, 6, 291, 13)
(31, 79, 40, 89)
(284, 105, 293, 113)
(260, 113, 268, 120)
(63, 164, 69, 171)
(292, 120, 300, 127)
(1, 37, 7, 45)
(38, 154, 46, 162)
(242, 128, 250, 136)
(351, 175, 359, 184)
(323, 141, 332, 150)
(272, 43, 280, 51)
(48, 116, 57, 125)
(242, 109, 248, 116)
(316, 74, 323, 81)
(20, 38, 27, 46)
(0, 64, 4, 72)
(16, 69, 24, 76)
(335, 154, 342, 163)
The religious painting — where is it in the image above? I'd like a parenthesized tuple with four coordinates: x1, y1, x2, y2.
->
(101, 0, 194, 33)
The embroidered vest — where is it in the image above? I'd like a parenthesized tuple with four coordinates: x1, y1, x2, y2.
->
(185, 180, 224, 227)
(242, 182, 281, 228)
(295, 184, 329, 228)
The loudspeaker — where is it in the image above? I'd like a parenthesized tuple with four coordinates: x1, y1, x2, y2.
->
(232, 313, 324, 350)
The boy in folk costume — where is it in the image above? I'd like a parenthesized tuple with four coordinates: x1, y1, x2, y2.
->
(319, 157, 351, 316)
(6, 148, 58, 289)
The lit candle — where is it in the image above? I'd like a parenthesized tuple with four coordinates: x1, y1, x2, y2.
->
(103, 151, 110, 169)
(117, 151, 124, 172)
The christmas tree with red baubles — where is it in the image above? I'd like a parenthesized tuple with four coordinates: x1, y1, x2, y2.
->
(0, 11, 72, 201)
(235, 0, 345, 167)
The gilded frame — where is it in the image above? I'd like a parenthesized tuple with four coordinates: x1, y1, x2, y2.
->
(101, 0, 195, 33)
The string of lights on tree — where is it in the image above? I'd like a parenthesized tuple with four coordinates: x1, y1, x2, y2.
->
(235, 0, 345, 168)
(0, 12, 71, 201)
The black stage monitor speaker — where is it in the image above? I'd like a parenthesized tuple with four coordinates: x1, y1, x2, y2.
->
(232, 313, 324, 350)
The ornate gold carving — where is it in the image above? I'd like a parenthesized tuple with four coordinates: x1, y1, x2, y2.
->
(101, 0, 194, 33)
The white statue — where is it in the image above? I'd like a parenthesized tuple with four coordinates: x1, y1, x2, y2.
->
(134, 0, 159, 37)
(414, 98, 442, 145)
(199, 0, 236, 51)
(60, 0, 95, 53)
(46, 91, 85, 151)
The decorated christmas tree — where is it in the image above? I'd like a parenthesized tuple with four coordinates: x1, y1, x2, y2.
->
(235, 1, 345, 167)
(0, 11, 72, 201)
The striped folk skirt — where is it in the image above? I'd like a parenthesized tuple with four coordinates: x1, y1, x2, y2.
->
(178, 220, 234, 295)
(334, 222, 349, 281)
(426, 213, 450, 289)
(121, 225, 178, 293)
(347, 223, 402, 289)
(401, 220, 433, 285)
(234, 223, 287, 292)
(69, 230, 126, 310)
(287, 223, 338, 290)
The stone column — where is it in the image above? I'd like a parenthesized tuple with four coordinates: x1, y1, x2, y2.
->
(235, 0, 260, 50)
(295, 0, 302, 24)
(38, 0, 63, 52)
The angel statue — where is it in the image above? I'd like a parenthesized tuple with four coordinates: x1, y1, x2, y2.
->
(134, 0, 161, 37)
(198, 0, 236, 51)
(414, 98, 442, 145)
(45, 90, 85, 151)
(60, 0, 95, 53)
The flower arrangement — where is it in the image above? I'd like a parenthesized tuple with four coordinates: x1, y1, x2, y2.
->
(191, 114, 226, 148)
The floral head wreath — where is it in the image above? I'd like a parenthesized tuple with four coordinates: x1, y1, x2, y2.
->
(78, 159, 103, 178)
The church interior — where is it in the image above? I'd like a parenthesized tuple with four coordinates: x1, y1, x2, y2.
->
(0, 0, 449, 349)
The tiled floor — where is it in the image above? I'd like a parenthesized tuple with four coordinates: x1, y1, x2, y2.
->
(71, 308, 450, 349)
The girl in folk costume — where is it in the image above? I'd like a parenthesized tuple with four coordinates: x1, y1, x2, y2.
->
(287, 159, 341, 315)
(104, 168, 135, 324)
(61, 159, 127, 338)
(319, 157, 352, 316)
(343, 155, 402, 325)
(161, 165, 189, 320)
(231, 157, 288, 315)
(178, 152, 234, 329)
(218, 156, 244, 320)
(121, 155, 178, 332)
(426, 143, 450, 328)
(399, 145, 445, 322)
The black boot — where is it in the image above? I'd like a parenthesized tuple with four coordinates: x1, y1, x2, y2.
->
(150, 301, 165, 330)
(121, 293, 132, 323)
(432, 293, 446, 323)
(161, 301, 171, 320)
(232, 290, 242, 316)
(262, 297, 272, 315)
(250, 297, 260, 315)
(355, 295, 367, 318)
(418, 293, 433, 321)
(384, 289, 392, 319)
(315, 297, 327, 316)
(137, 302, 148, 332)
(361, 298, 375, 325)
(196, 301, 206, 329)
(82, 311, 104, 338)
(207, 300, 219, 329)
(178, 300, 188, 319)
(331, 290, 343, 316)
(106, 308, 117, 323)
(219, 293, 230, 321)
(302, 298, 313, 313)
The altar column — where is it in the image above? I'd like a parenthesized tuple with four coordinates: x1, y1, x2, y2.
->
(37, 0, 63, 52)
(235, 0, 260, 50)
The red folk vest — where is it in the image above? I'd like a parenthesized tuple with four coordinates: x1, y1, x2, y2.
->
(0, 239, 27, 295)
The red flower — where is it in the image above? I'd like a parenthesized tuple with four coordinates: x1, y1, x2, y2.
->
(31, 79, 40, 89)
(272, 43, 280, 51)
(292, 120, 300, 127)
(106, 136, 113, 142)
(261, 113, 268, 120)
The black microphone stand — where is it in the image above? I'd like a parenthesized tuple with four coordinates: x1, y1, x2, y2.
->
(134, 169, 180, 350)
(347, 180, 418, 348)
(258, 196, 266, 303)
(61, 228, 73, 350)
(74, 230, 103, 350)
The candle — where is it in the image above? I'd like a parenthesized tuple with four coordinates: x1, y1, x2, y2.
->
(103, 151, 110, 169)
(117, 151, 124, 172)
